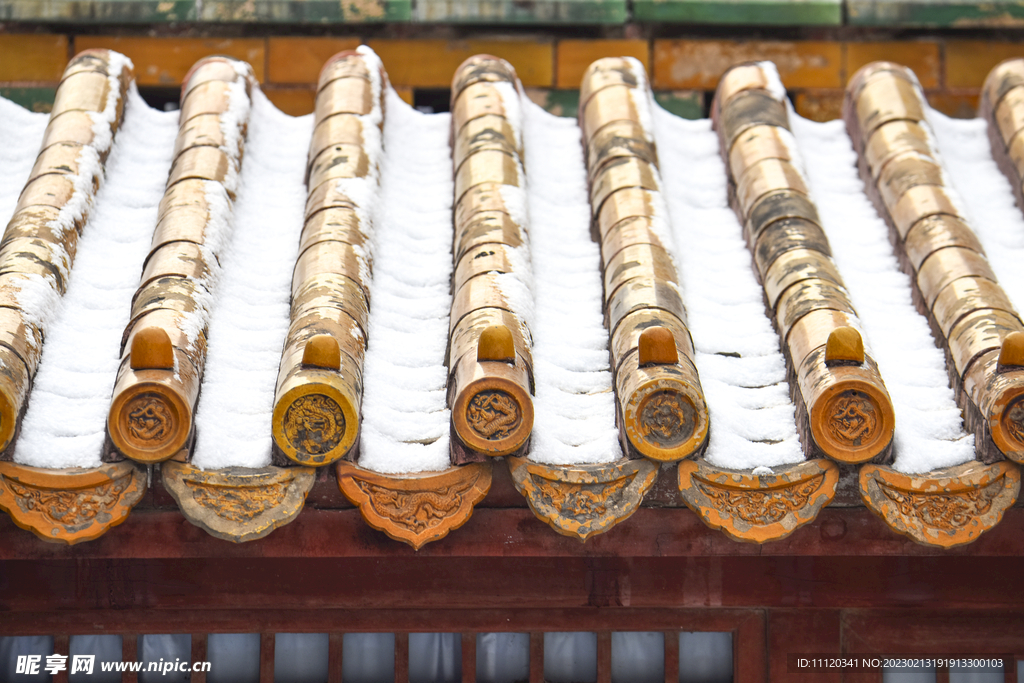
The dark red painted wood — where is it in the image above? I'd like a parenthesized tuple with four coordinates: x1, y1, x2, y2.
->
(123, 634, 138, 683)
(3, 507, 1022, 562)
(53, 634, 68, 683)
(4, 556, 1024, 616)
(663, 630, 678, 683)
(530, 632, 543, 683)
(328, 633, 342, 683)
(461, 632, 475, 683)
(843, 610, 1024, 655)
(597, 631, 611, 683)
(260, 633, 274, 683)
(842, 611, 1024, 683)
(395, 632, 409, 683)
(191, 633, 207, 683)
(768, 610, 841, 683)
(735, 612, 767, 683)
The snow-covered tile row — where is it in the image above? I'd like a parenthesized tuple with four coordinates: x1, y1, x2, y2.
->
(357, 89, 454, 474)
(788, 111, 975, 474)
(191, 90, 311, 470)
(652, 106, 805, 471)
(927, 108, 1024, 317)
(522, 98, 621, 466)
(14, 89, 180, 468)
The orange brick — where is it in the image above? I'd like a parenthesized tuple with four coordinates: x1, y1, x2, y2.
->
(367, 39, 552, 88)
(845, 41, 940, 89)
(925, 91, 979, 119)
(556, 39, 649, 89)
(0, 34, 68, 83)
(946, 41, 1024, 90)
(794, 90, 844, 122)
(267, 37, 362, 85)
(264, 87, 316, 116)
(74, 36, 265, 86)
(653, 39, 841, 91)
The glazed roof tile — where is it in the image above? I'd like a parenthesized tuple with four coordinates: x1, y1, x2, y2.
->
(0, 46, 1021, 550)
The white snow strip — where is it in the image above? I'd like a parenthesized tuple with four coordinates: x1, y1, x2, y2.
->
(357, 88, 454, 474)
(0, 97, 48, 253)
(191, 89, 311, 470)
(926, 107, 1024, 317)
(652, 104, 804, 470)
(522, 99, 620, 465)
(788, 108, 975, 474)
(14, 87, 180, 468)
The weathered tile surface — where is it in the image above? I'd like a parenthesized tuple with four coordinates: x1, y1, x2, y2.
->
(557, 39, 649, 88)
(0, 35, 69, 82)
(0, 0, 195, 22)
(653, 39, 842, 90)
(794, 89, 844, 121)
(74, 36, 266, 85)
(369, 39, 553, 87)
(201, 0, 409, 21)
(849, 0, 1024, 27)
(846, 41, 941, 88)
(267, 37, 362, 84)
(947, 41, 1024, 89)
(414, 0, 626, 23)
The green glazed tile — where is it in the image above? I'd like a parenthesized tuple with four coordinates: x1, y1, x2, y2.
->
(654, 90, 705, 119)
(528, 89, 580, 118)
(849, 0, 1024, 27)
(0, 87, 57, 113)
(634, 0, 840, 25)
(200, 0, 410, 22)
(414, 0, 626, 23)
(0, 0, 196, 22)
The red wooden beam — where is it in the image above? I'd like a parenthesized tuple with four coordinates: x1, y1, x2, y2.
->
(2, 507, 1022, 562)
(4, 556, 1024, 615)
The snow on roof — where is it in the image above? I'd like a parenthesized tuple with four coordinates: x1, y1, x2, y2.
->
(1, 50, 1022, 548)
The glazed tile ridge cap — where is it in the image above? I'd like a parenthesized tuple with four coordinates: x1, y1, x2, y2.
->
(715, 60, 895, 465)
(272, 47, 385, 467)
(581, 56, 709, 464)
(106, 55, 253, 465)
(0, 49, 133, 454)
(448, 54, 535, 461)
(844, 60, 1024, 465)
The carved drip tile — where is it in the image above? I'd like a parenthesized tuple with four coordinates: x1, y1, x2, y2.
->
(336, 461, 492, 550)
(0, 461, 146, 544)
(161, 461, 315, 543)
(860, 460, 1020, 548)
(677, 458, 839, 543)
(507, 457, 658, 542)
